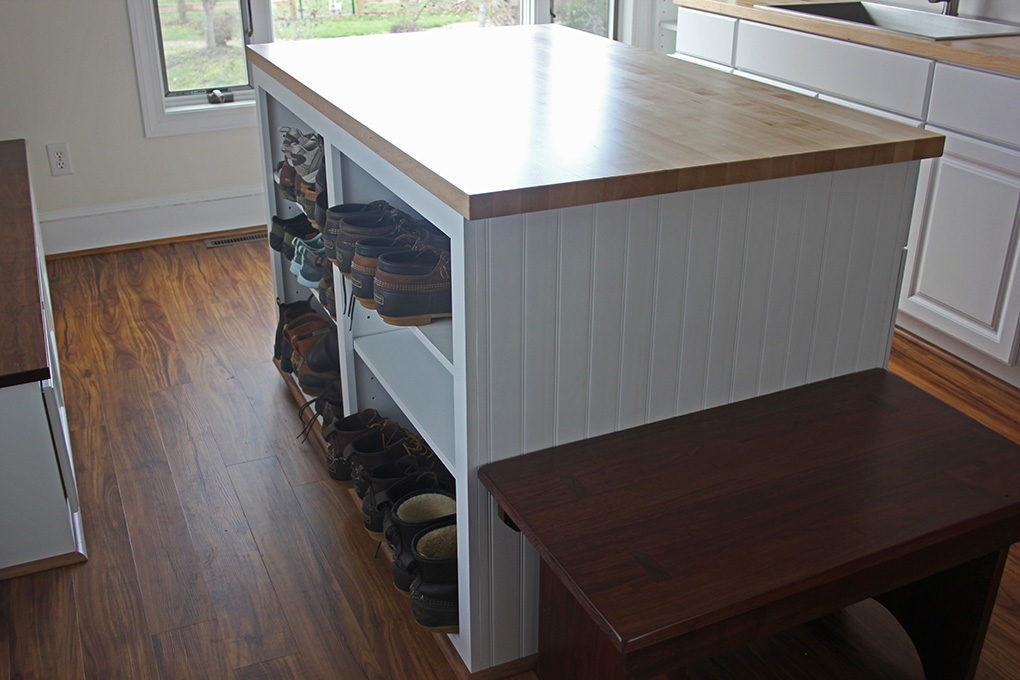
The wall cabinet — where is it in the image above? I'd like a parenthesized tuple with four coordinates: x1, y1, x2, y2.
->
(676, 7, 1020, 379)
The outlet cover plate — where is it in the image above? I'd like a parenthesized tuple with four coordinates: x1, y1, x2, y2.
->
(46, 142, 72, 176)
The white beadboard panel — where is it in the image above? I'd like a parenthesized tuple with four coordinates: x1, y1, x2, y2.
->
(731, 182, 781, 403)
(647, 193, 693, 422)
(456, 161, 919, 673)
(484, 215, 525, 665)
(554, 205, 597, 445)
(832, 170, 886, 376)
(782, 172, 834, 388)
(522, 210, 561, 453)
(807, 170, 861, 383)
(677, 187, 725, 415)
(704, 184, 751, 409)
(587, 201, 631, 437)
(618, 196, 662, 430)
(856, 163, 918, 369)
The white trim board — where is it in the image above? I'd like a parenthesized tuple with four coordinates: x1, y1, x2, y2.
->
(38, 185, 266, 254)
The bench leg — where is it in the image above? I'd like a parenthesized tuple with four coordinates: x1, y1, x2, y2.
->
(538, 560, 627, 680)
(876, 549, 1007, 680)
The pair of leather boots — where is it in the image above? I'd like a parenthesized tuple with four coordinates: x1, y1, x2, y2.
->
(339, 211, 453, 327)
(273, 300, 340, 396)
(323, 409, 458, 631)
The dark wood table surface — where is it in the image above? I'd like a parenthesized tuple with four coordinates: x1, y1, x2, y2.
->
(0, 139, 49, 388)
(479, 369, 1020, 679)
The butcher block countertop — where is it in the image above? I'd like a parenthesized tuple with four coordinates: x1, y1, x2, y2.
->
(248, 25, 941, 220)
(676, 0, 1020, 77)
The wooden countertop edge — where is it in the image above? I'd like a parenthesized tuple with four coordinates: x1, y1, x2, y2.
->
(675, 0, 1020, 77)
(0, 139, 50, 386)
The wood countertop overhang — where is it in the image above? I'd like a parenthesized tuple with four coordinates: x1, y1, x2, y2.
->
(676, 0, 1020, 77)
(247, 24, 941, 220)
(0, 140, 49, 388)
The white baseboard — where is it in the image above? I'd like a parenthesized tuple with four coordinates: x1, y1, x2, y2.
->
(39, 185, 267, 255)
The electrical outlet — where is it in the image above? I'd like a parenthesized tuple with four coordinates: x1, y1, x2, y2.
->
(46, 142, 73, 176)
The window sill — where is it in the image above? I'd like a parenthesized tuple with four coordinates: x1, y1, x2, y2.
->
(141, 97, 257, 138)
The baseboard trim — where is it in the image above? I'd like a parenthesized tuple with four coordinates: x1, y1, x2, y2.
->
(45, 225, 266, 260)
(39, 186, 266, 255)
(890, 327, 1020, 444)
(0, 549, 87, 582)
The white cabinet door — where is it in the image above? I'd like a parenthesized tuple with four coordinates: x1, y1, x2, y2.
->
(899, 128, 1020, 364)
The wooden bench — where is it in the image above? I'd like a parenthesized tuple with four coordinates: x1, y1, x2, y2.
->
(479, 370, 1020, 680)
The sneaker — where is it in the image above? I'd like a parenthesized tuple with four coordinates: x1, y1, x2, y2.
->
(294, 134, 324, 182)
(373, 248, 452, 326)
(409, 519, 458, 632)
(324, 409, 384, 483)
(278, 214, 317, 260)
(385, 490, 456, 594)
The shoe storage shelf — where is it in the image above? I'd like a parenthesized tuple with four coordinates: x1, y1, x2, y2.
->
(248, 25, 941, 676)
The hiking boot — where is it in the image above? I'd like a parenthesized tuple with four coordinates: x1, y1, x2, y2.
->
(385, 490, 456, 594)
(336, 212, 401, 277)
(409, 519, 458, 632)
(361, 458, 444, 538)
(345, 422, 426, 498)
(324, 409, 384, 483)
(373, 248, 452, 326)
(274, 298, 313, 372)
(313, 190, 329, 232)
(296, 176, 319, 220)
(285, 313, 333, 368)
(296, 331, 339, 396)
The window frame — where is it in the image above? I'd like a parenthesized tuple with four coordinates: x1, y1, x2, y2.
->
(126, 0, 271, 138)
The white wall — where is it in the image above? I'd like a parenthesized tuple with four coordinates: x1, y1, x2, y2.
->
(0, 0, 264, 253)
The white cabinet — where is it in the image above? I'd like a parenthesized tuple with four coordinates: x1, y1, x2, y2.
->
(732, 22, 932, 118)
(676, 9, 1020, 377)
(900, 129, 1020, 364)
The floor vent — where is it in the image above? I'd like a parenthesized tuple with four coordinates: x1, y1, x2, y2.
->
(204, 232, 266, 248)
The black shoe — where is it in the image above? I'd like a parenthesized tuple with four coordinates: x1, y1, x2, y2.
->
(345, 422, 425, 498)
(385, 489, 455, 594)
(274, 298, 313, 371)
(362, 459, 444, 538)
(324, 410, 384, 483)
(409, 519, 458, 632)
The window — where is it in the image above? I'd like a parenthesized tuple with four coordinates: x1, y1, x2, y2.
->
(128, 0, 631, 137)
(551, 0, 615, 37)
(126, 0, 271, 137)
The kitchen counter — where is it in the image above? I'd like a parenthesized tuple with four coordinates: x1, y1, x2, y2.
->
(247, 24, 939, 220)
(676, 0, 1020, 76)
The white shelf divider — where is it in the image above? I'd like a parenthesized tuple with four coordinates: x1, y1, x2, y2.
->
(353, 329, 456, 474)
(410, 320, 453, 373)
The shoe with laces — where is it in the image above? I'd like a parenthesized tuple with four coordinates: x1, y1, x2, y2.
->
(274, 160, 297, 202)
(293, 134, 324, 182)
(324, 409, 384, 483)
(362, 459, 445, 538)
(295, 331, 339, 396)
(274, 298, 313, 372)
(409, 519, 458, 632)
(323, 200, 392, 263)
(345, 422, 427, 499)
(336, 211, 402, 277)
(373, 247, 452, 326)
(385, 490, 456, 594)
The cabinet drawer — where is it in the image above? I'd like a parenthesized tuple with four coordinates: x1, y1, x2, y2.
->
(928, 63, 1020, 149)
(675, 7, 736, 65)
(734, 22, 931, 118)
(670, 52, 733, 74)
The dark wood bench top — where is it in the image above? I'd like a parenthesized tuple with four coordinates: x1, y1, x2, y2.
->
(0, 139, 49, 388)
(478, 370, 1020, 659)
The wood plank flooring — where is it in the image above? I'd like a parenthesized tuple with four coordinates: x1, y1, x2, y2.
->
(0, 238, 1014, 678)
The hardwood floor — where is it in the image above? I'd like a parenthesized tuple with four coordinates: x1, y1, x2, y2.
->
(0, 238, 1014, 679)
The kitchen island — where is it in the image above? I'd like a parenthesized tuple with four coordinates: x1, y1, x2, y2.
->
(247, 25, 941, 676)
